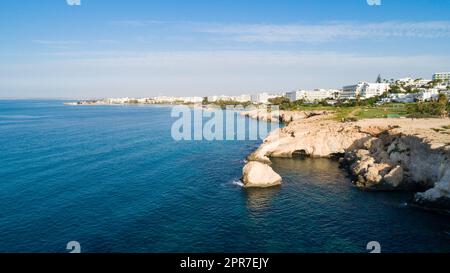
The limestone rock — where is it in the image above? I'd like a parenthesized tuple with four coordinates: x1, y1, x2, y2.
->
(243, 112, 450, 212)
(242, 161, 282, 188)
(384, 165, 404, 188)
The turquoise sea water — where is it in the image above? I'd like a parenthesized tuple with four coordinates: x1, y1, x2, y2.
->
(0, 100, 449, 253)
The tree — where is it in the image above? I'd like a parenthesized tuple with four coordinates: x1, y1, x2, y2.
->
(376, 74, 382, 83)
(407, 94, 448, 118)
(389, 84, 402, 93)
(438, 93, 447, 104)
(268, 96, 290, 105)
(436, 93, 448, 117)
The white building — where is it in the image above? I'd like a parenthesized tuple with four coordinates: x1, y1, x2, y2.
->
(328, 89, 343, 100)
(416, 89, 439, 101)
(153, 96, 177, 103)
(397, 77, 414, 86)
(267, 94, 281, 101)
(251, 93, 270, 104)
(208, 95, 225, 102)
(207, 94, 251, 103)
(285, 90, 305, 102)
(361, 83, 390, 98)
(220, 95, 235, 101)
(106, 97, 139, 104)
(181, 96, 203, 103)
(396, 78, 431, 88)
(234, 94, 251, 103)
(414, 79, 432, 87)
(286, 89, 342, 102)
(207, 96, 219, 102)
(433, 72, 450, 82)
(435, 83, 449, 91)
(341, 82, 389, 100)
(380, 93, 416, 104)
(341, 83, 366, 100)
(305, 89, 335, 101)
(137, 98, 151, 103)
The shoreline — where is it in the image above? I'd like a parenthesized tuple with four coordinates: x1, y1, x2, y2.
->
(241, 111, 450, 214)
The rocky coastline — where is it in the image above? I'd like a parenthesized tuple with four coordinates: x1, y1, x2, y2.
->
(241, 111, 450, 214)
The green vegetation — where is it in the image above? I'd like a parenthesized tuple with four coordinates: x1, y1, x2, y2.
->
(268, 94, 411, 121)
(273, 99, 449, 122)
(268, 96, 290, 105)
(376, 74, 382, 83)
(333, 104, 409, 122)
(427, 79, 443, 88)
(406, 94, 448, 118)
(202, 92, 449, 121)
(203, 98, 252, 109)
(389, 84, 403, 93)
(408, 88, 422, 94)
(268, 102, 410, 122)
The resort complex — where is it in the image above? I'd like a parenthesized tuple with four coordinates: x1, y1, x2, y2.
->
(70, 72, 450, 106)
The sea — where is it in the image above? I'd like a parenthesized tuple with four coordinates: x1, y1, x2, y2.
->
(0, 100, 449, 253)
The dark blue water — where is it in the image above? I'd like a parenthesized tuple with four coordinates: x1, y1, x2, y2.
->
(0, 100, 449, 253)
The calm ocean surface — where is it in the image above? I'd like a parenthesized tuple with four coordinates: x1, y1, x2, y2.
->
(0, 100, 449, 253)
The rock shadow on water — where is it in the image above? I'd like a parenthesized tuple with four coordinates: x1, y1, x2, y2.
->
(271, 157, 346, 185)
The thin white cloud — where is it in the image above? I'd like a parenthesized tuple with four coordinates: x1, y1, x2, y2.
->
(198, 21, 450, 43)
(108, 20, 450, 43)
(110, 20, 165, 27)
(32, 40, 82, 45)
(95, 39, 120, 44)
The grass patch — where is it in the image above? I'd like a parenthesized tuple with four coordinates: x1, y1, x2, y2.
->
(276, 99, 448, 122)
(332, 104, 409, 122)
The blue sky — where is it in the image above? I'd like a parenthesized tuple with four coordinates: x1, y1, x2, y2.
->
(1, 0, 450, 98)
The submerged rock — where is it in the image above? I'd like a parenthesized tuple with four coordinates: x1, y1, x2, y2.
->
(242, 161, 282, 188)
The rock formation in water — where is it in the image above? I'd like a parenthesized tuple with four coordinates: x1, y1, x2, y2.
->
(242, 111, 450, 213)
(242, 161, 282, 188)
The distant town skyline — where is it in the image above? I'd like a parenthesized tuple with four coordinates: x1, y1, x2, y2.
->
(1, 0, 450, 99)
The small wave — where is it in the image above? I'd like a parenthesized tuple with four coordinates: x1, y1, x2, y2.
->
(399, 202, 408, 208)
(232, 180, 244, 187)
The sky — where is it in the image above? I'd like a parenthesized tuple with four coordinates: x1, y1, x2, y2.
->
(1, 0, 450, 99)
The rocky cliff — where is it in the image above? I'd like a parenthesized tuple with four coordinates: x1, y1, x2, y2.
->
(242, 112, 450, 213)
